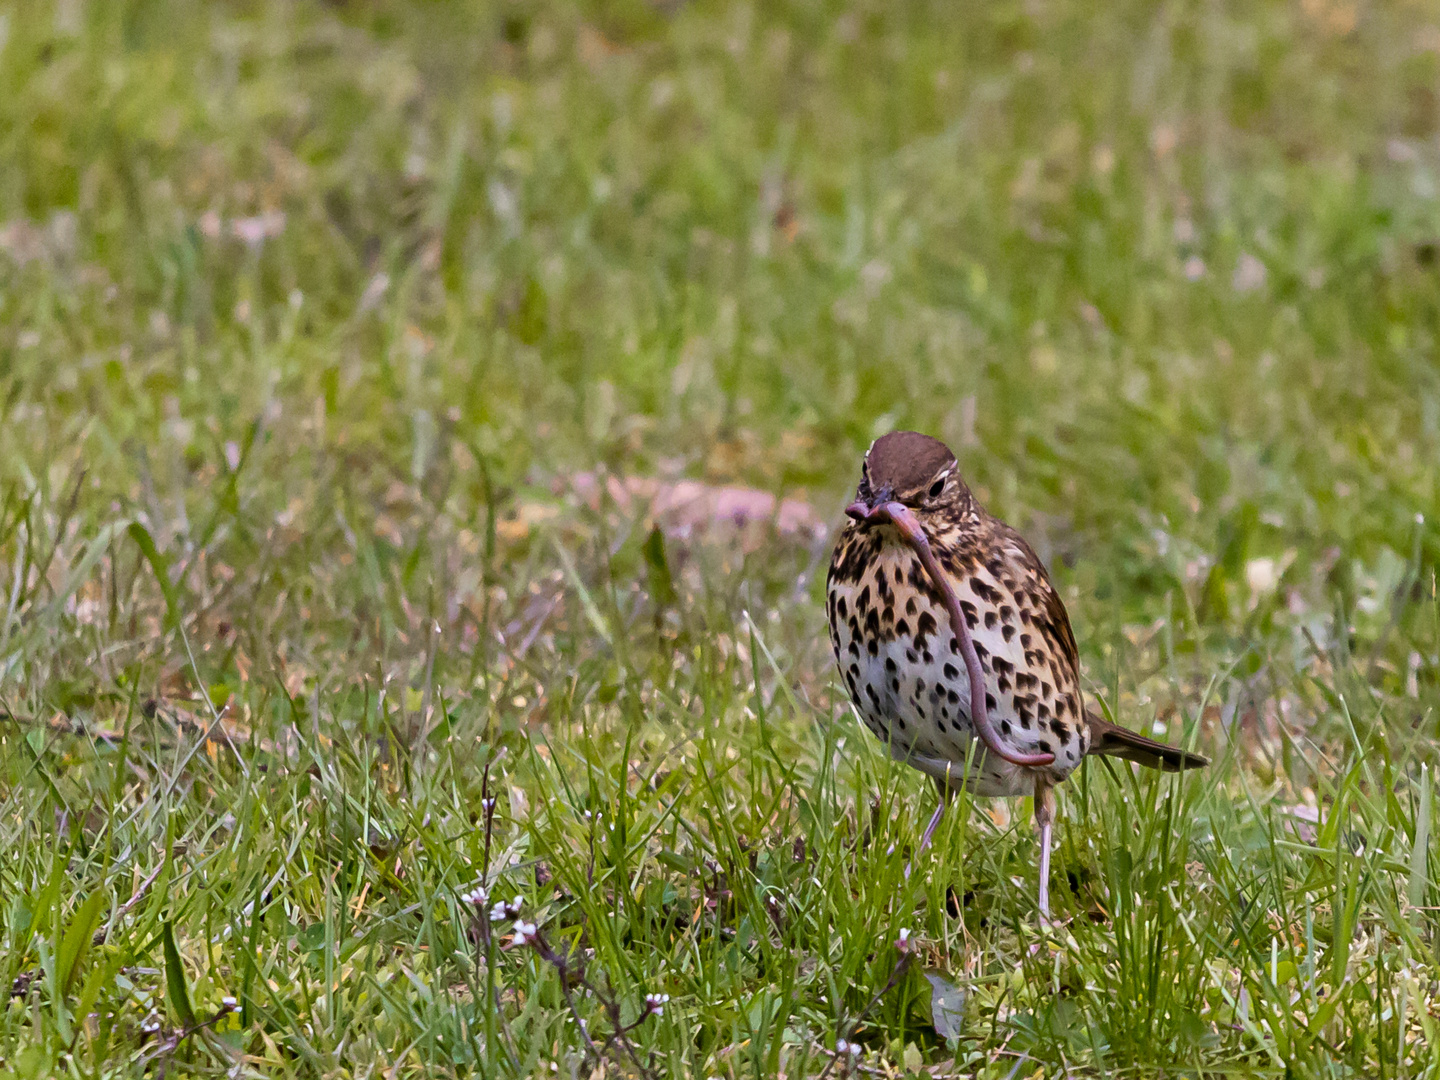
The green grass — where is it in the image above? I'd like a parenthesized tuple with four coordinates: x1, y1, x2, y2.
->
(3, 0, 1440, 1075)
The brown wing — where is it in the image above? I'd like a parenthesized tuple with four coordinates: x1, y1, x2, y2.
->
(960, 521, 1088, 761)
(986, 521, 1209, 772)
(993, 524, 1081, 676)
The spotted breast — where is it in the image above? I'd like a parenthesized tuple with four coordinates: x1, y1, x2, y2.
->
(826, 513, 1089, 797)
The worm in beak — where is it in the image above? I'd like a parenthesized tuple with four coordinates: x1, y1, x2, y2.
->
(845, 499, 1054, 769)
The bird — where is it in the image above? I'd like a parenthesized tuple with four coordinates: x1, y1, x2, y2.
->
(825, 430, 1207, 919)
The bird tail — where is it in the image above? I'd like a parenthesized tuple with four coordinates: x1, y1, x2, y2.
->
(1085, 713, 1209, 772)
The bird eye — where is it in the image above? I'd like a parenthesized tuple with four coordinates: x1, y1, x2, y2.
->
(928, 479, 945, 499)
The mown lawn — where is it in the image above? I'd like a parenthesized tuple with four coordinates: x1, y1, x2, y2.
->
(3, 0, 1440, 1076)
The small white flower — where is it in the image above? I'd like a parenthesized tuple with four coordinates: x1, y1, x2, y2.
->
(512, 920, 538, 946)
(481, 797, 496, 813)
(461, 883, 490, 907)
(835, 1038, 862, 1057)
(489, 895, 523, 921)
(895, 927, 912, 950)
(644, 992, 671, 1016)
(221, 995, 237, 1010)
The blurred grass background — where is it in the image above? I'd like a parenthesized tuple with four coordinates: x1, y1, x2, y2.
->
(2, 0, 1440, 1076)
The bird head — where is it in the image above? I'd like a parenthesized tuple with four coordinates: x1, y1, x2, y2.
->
(845, 431, 972, 526)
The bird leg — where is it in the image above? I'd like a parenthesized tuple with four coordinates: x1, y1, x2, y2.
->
(1034, 777, 1056, 921)
(905, 779, 952, 879)
(918, 781, 950, 854)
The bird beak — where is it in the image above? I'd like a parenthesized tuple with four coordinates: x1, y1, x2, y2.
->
(845, 487, 896, 522)
(843, 499, 928, 547)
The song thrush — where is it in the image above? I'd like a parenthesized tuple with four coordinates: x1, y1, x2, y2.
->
(826, 431, 1207, 918)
